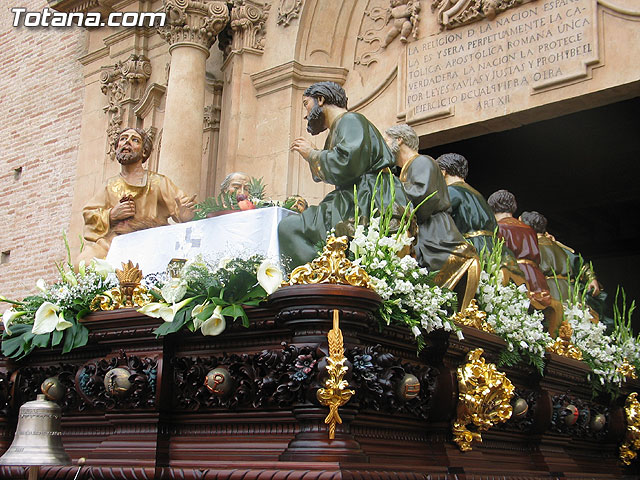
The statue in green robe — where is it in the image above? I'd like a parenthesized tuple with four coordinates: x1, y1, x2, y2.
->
(384, 125, 480, 311)
(520, 210, 609, 327)
(279, 81, 407, 268)
(437, 153, 523, 285)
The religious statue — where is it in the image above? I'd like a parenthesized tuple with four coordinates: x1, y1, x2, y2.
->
(278, 81, 408, 268)
(487, 190, 548, 298)
(78, 128, 196, 263)
(520, 210, 609, 325)
(437, 153, 524, 285)
(220, 172, 251, 198)
(488, 190, 563, 335)
(436, 153, 498, 253)
(385, 125, 480, 310)
(381, 0, 421, 48)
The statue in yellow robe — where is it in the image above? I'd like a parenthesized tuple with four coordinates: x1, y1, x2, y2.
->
(79, 128, 195, 263)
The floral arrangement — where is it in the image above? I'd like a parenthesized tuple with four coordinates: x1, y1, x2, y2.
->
(349, 174, 458, 349)
(475, 239, 551, 374)
(138, 255, 283, 337)
(561, 268, 640, 396)
(1, 256, 117, 359)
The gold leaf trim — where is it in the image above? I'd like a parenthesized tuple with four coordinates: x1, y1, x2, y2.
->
(90, 262, 152, 311)
(451, 299, 493, 333)
(453, 348, 514, 451)
(317, 310, 355, 440)
(546, 321, 583, 360)
(288, 235, 371, 288)
(620, 392, 640, 465)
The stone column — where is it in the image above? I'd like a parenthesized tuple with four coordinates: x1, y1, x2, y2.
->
(157, 0, 230, 198)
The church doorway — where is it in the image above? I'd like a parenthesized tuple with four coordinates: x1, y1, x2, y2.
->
(422, 96, 640, 330)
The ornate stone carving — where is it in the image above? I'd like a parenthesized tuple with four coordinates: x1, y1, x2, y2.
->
(355, 0, 420, 68)
(229, 0, 271, 51)
(431, 0, 524, 30)
(277, 0, 303, 26)
(288, 235, 371, 288)
(100, 54, 151, 158)
(75, 352, 158, 410)
(158, 0, 231, 52)
(381, 0, 420, 48)
(453, 348, 514, 451)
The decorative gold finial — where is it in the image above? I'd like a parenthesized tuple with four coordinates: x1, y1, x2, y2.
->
(546, 321, 583, 360)
(90, 261, 151, 311)
(620, 392, 640, 465)
(317, 310, 355, 440)
(451, 299, 493, 333)
(453, 348, 514, 451)
(288, 235, 371, 288)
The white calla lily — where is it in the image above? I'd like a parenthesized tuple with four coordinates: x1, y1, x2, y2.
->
(36, 279, 48, 293)
(200, 306, 226, 336)
(160, 278, 188, 304)
(54, 311, 73, 331)
(138, 297, 194, 322)
(32, 302, 70, 335)
(2, 309, 26, 336)
(257, 260, 283, 295)
(90, 258, 114, 279)
(78, 260, 86, 277)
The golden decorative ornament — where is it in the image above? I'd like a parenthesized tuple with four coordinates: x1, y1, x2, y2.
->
(288, 235, 371, 288)
(450, 299, 493, 333)
(620, 392, 640, 465)
(316, 310, 355, 440)
(452, 348, 514, 452)
(90, 262, 152, 311)
(617, 359, 638, 380)
(546, 321, 583, 360)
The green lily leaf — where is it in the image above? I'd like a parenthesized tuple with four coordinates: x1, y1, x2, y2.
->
(51, 329, 64, 347)
(222, 304, 249, 328)
(32, 333, 51, 349)
(73, 326, 89, 349)
(62, 327, 76, 354)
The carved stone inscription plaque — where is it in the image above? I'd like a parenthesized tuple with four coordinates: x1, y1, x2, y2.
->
(405, 0, 597, 123)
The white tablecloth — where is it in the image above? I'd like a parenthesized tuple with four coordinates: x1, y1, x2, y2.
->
(106, 207, 295, 275)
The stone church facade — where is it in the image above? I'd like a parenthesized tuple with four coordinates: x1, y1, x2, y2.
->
(1, 0, 639, 302)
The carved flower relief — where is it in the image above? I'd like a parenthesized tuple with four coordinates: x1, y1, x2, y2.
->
(277, 0, 303, 26)
(293, 354, 317, 381)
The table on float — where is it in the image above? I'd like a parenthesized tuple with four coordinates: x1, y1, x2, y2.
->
(106, 207, 295, 275)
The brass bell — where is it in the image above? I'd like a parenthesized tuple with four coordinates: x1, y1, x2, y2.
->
(0, 394, 71, 466)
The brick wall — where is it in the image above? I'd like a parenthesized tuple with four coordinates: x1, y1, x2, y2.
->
(0, 2, 86, 305)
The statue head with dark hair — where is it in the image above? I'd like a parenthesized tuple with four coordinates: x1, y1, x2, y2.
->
(302, 81, 348, 135)
(437, 153, 468, 180)
(488, 189, 517, 214)
(114, 127, 153, 165)
(520, 211, 547, 234)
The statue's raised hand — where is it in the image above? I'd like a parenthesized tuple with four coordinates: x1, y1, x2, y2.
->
(175, 194, 197, 222)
